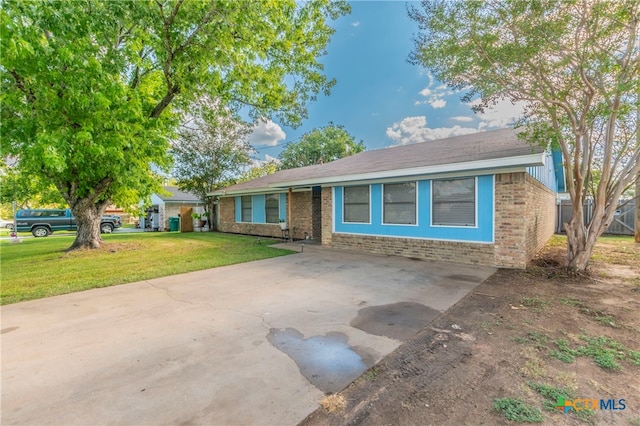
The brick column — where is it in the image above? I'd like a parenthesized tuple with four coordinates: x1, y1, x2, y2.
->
(494, 172, 528, 268)
(321, 187, 332, 246)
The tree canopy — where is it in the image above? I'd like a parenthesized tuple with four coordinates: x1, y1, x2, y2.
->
(239, 160, 280, 183)
(1, 0, 349, 248)
(410, 0, 640, 271)
(279, 124, 365, 170)
(172, 98, 253, 225)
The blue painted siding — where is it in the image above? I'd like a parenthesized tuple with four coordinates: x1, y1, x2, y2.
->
(334, 176, 494, 243)
(552, 149, 565, 192)
(252, 194, 266, 223)
(234, 193, 287, 223)
(235, 197, 242, 222)
(527, 149, 559, 192)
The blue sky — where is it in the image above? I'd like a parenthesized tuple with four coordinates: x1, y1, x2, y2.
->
(248, 1, 523, 161)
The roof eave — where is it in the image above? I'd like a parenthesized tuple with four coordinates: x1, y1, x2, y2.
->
(272, 152, 546, 188)
(210, 152, 545, 196)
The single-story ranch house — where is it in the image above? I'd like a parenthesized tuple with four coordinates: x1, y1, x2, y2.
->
(211, 129, 565, 268)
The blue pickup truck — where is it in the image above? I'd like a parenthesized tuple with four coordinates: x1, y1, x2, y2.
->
(15, 209, 122, 237)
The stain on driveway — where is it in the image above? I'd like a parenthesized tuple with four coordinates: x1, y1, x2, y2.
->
(351, 302, 441, 340)
(267, 328, 371, 393)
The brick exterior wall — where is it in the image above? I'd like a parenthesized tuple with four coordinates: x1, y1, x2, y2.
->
(524, 173, 557, 260)
(217, 192, 313, 239)
(494, 172, 556, 268)
(330, 233, 495, 266)
(290, 191, 313, 240)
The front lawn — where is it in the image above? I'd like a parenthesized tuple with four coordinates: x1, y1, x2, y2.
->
(0, 232, 292, 305)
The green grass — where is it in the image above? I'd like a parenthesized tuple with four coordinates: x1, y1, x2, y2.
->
(526, 381, 573, 411)
(550, 334, 638, 370)
(594, 314, 617, 328)
(521, 296, 549, 313)
(362, 367, 380, 382)
(514, 331, 548, 350)
(527, 381, 595, 424)
(0, 232, 292, 304)
(493, 398, 543, 423)
(559, 297, 582, 307)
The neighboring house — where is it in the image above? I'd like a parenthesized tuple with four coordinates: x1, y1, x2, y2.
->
(211, 129, 565, 268)
(147, 186, 206, 230)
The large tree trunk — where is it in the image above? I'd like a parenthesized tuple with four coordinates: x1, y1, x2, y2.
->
(67, 202, 107, 251)
(54, 177, 112, 251)
(565, 196, 616, 272)
(565, 221, 595, 271)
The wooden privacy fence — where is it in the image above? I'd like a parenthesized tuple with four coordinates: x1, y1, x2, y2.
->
(556, 199, 636, 235)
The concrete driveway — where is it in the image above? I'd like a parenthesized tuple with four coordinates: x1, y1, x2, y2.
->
(1, 245, 495, 425)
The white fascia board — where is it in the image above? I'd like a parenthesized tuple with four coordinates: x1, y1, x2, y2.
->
(326, 166, 528, 187)
(209, 187, 310, 197)
(270, 153, 546, 188)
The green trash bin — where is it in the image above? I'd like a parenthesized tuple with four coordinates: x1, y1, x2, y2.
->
(169, 216, 180, 232)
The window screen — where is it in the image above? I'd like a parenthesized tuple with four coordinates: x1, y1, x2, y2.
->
(241, 196, 252, 222)
(432, 178, 476, 226)
(265, 194, 279, 223)
(383, 182, 416, 224)
(343, 186, 369, 223)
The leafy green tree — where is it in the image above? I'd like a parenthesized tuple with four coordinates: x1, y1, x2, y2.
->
(279, 124, 365, 169)
(239, 160, 280, 182)
(172, 98, 253, 229)
(410, 0, 640, 271)
(1, 0, 349, 249)
(0, 162, 65, 211)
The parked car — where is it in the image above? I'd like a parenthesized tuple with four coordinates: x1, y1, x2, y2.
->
(0, 218, 14, 230)
(15, 209, 122, 237)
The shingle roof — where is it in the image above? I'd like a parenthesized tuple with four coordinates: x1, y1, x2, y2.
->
(158, 186, 203, 202)
(214, 128, 546, 195)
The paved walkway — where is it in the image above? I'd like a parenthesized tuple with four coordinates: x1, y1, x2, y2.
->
(1, 245, 495, 425)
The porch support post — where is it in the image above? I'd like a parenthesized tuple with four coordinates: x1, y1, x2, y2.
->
(287, 188, 293, 242)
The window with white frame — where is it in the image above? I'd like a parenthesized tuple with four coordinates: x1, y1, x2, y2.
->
(265, 194, 279, 223)
(432, 178, 476, 226)
(383, 182, 416, 224)
(343, 186, 369, 223)
(241, 196, 252, 222)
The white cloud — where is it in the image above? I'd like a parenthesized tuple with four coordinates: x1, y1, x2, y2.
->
(429, 99, 446, 109)
(388, 96, 527, 146)
(450, 116, 474, 122)
(386, 116, 479, 145)
(468, 98, 526, 129)
(416, 75, 455, 110)
(248, 120, 286, 146)
(351, 21, 360, 27)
